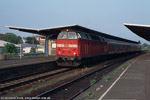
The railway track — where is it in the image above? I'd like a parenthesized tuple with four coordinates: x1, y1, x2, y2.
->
(0, 61, 56, 83)
(31, 54, 139, 100)
(0, 67, 74, 93)
(0, 53, 141, 99)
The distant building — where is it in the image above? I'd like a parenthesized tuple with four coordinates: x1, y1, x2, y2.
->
(21, 44, 37, 53)
(35, 35, 45, 45)
(21, 44, 45, 53)
(0, 41, 44, 54)
(22, 35, 45, 45)
(21, 35, 45, 53)
(0, 33, 4, 37)
(36, 45, 45, 53)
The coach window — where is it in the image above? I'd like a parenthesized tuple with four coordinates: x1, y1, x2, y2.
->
(68, 32, 77, 39)
(58, 32, 67, 39)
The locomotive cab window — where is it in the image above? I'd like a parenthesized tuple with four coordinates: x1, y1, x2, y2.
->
(58, 32, 67, 39)
(68, 32, 77, 39)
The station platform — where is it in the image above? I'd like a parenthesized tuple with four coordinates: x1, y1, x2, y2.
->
(73, 53, 150, 100)
(0, 56, 55, 69)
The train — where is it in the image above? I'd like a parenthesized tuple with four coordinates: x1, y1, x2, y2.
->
(5, 24, 141, 66)
(55, 27, 141, 67)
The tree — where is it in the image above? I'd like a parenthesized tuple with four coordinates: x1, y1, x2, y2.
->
(141, 43, 150, 51)
(142, 43, 150, 48)
(2, 43, 17, 53)
(30, 47, 36, 53)
(0, 33, 22, 44)
(25, 37, 39, 44)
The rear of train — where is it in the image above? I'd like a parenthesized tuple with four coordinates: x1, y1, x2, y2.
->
(55, 29, 81, 66)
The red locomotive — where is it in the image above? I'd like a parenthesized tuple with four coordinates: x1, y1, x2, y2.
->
(56, 27, 141, 67)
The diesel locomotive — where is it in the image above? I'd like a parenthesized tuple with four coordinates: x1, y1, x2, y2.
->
(56, 28, 141, 67)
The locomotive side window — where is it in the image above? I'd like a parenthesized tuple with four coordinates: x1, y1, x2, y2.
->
(85, 34, 89, 39)
(90, 35, 100, 41)
(79, 32, 89, 39)
(68, 32, 77, 39)
(101, 37, 106, 42)
(58, 32, 67, 39)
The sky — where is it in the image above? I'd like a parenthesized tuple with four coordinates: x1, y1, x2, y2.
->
(0, 0, 150, 44)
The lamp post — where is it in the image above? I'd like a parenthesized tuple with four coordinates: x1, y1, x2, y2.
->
(32, 33, 34, 44)
(20, 44, 22, 59)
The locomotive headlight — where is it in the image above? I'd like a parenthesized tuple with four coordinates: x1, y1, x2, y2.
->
(73, 52, 76, 55)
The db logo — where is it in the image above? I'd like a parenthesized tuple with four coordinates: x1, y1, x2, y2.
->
(65, 44, 68, 47)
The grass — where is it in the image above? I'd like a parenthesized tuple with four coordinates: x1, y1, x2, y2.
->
(25, 77, 67, 94)
(7, 91, 13, 94)
(85, 92, 93, 99)
(102, 75, 112, 82)
(42, 79, 45, 82)
(102, 59, 135, 82)
(112, 59, 134, 76)
(84, 58, 136, 99)
(90, 79, 96, 86)
(26, 82, 52, 94)
(80, 89, 83, 93)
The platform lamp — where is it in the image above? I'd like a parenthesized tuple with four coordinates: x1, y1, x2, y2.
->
(32, 33, 34, 45)
(20, 36, 23, 59)
(20, 44, 22, 59)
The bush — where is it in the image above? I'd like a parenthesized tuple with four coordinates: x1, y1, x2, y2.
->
(30, 47, 36, 53)
(2, 43, 17, 53)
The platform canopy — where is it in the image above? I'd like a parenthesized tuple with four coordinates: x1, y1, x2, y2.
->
(124, 23, 150, 41)
(6, 24, 79, 37)
(6, 24, 138, 44)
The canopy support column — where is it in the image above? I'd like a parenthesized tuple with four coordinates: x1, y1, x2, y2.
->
(45, 35, 49, 56)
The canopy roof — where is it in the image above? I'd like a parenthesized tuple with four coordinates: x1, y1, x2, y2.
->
(6, 24, 78, 36)
(6, 24, 138, 44)
(21, 43, 37, 48)
(124, 23, 150, 41)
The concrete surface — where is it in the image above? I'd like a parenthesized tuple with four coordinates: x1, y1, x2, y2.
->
(0, 56, 55, 69)
(73, 53, 150, 100)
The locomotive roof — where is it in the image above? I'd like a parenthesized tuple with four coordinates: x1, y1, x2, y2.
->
(6, 24, 138, 44)
(124, 23, 150, 41)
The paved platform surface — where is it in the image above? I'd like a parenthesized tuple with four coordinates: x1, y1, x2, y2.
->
(0, 56, 55, 69)
(73, 53, 150, 100)
(101, 53, 150, 100)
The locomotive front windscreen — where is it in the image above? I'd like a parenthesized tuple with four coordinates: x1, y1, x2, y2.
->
(58, 32, 77, 39)
(68, 32, 77, 39)
(58, 32, 67, 39)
